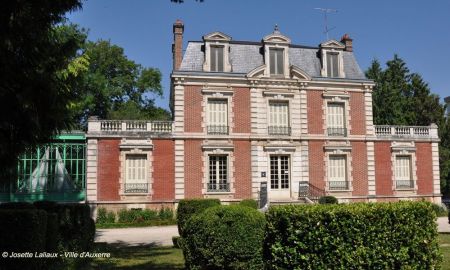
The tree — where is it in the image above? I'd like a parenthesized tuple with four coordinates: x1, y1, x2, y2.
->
(72, 40, 170, 126)
(0, 0, 86, 171)
(366, 55, 450, 197)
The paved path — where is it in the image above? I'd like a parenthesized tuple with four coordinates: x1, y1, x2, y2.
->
(95, 225, 179, 246)
(96, 219, 450, 247)
(438, 217, 450, 233)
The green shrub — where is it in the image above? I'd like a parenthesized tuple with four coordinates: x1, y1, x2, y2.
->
(0, 209, 47, 269)
(176, 199, 221, 238)
(318, 195, 338, 204)
(106, 211, 116, 223)
(431, 203, 448, 217)
(239, 199, 258, 209)
(96, 207, 116, 223)
(264, 202, 441, 269)
(183, 205, 266, 270)
(159, 207, 174, 220)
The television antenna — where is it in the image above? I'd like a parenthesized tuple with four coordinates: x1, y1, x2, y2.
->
(314, 8, 338, 40)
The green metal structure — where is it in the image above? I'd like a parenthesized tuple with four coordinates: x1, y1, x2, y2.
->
(0, 132, 86, 202)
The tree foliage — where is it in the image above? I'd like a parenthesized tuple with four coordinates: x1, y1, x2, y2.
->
(366, 55, 450, 197)
(72, 40, 170, 126)
(0, 0, 85, 170)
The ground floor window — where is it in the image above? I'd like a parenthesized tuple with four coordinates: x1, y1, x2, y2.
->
(270, 155, 290, 189)
(208, 155, 229, 192)
(125, 155, 148, 193)
(328, 155, 348, 190)
(395, 155, 413, 189)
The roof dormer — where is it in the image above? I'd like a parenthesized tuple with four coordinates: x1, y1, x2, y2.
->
(203, 32, 232, 72)
(263, 25, 290, 78)
(320, 39, 346, 78)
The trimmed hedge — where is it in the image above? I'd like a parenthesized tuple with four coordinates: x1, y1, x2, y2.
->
(264, 202, 441, 269)
(0, 209, 47, 270)
(318, 195, 338, 204)
(176, 199, 220, 238)
(239, 199, 258, 209)
(183, 205, 266, 270)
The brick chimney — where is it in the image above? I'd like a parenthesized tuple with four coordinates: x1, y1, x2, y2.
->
(340, 33, 353, 52)
(172, 19, 184, 70)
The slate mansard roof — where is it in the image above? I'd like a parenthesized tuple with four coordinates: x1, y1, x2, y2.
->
(178, 41, 366, 80)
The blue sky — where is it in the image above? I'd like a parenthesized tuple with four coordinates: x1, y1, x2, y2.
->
(67, 0, 450, 110)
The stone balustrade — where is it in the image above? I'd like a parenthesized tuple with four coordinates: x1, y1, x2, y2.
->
(88, 119, 173, 134)
(374, 124, 438, 139)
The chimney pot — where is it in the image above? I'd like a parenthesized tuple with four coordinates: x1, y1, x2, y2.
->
(340, 33, 353, 52)
(173, 19, 184, 70)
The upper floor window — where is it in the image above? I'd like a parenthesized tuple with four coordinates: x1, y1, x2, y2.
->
(210, 46, 224, 72)
(207, 99, 228, 134)
(327, 52, 339, 77)
(268, 101, 290, 135)
(125, 155, 148, 193)
(395, 156, 413, 189)
(208, 155, 229, 192)
(270, 48, 284, 75)
(328, 155, 348, 190)
(327, 103, 346, 136)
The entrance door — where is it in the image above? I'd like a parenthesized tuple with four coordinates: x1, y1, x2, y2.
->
(269, 155, 291, 199)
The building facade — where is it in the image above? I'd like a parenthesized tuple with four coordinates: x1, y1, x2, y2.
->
(85, 21, 441, 211)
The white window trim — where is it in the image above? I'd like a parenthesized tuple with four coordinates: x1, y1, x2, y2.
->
(203, 42, 231, 72)
(320, 49, 346, 78)
(202, 147, 235, 195)
(264, 44, 290, 78)
(391, 144, 417, 191)
(323, 93, 351, 136)
(201, 89, 234, 136)
(324, 146, 353, 192)
(268, 154, 291, 190)
(207, 98, 229, 134)
(266, 97, 292, 136)
(119, 145, 153, 196)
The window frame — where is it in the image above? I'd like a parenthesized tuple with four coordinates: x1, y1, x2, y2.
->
(326, 102, 347, 137)
(210, 45, 224, 72)
(327, 154, 349, 191)
(207, 98, 229, 135)
(269, 48, 284, 76)
(394, 155, 414, 190)
(124, 154, 149, 193)
(268, 100, 291, 135)
(207, 154, 229, 192)
(269, 155, 290, 190)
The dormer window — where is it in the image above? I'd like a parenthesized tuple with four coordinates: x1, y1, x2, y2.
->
(202, 32, 232, 73)
(270, 48, 284, 75)
(210, 46, 224, 72)
(327, 52, 339, 77)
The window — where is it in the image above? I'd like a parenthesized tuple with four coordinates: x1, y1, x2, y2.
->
(327, 103, 346, 136)
(208, 155, 229, 192)
(268, 101, 290, 135)
(395, 156, 413, 189)
(125, 155, 148, 193)
(270, 156, 289, 189)
(207, 99, 228, 134)
(210, 46, 224, 72)
(328, 155, 348, 190)
(270, 48, 284, 75)
(327, 52, 339, 77)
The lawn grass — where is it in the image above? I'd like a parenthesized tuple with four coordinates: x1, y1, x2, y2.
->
(440, 233, 450, 270)
(90, 243, 184, 270)
(96, 219, 177, 229)
(89, 233, 450, 269)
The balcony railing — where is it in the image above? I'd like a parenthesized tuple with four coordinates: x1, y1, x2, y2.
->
(90, 120, 173, 133)
(124, 183, 148, 193)
(268, 126, 291, 136)
(395, 180, 414, 189)
(207, 182, 230, 192)
(374, 125, 436, 139)
(327, 127, 347, 137)
(329, 181, 349, 191)
(207, 125, 229, 135)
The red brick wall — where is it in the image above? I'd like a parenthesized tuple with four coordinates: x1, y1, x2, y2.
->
(374, 142, 393, 195)
(307, 91, 324, 134)
(351, 142, 368, 196)
(97, 139, 120, 201)
(349, 92, 366, 135)
(416, 143, 433, 195)
(233, 88, 251, 133)
(184, 140, 203, 198)
(233, 140, 252, 198)
(184, 85, 203, 132)
(309, 141, 325, 190)
(152, 139, 175, 200)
